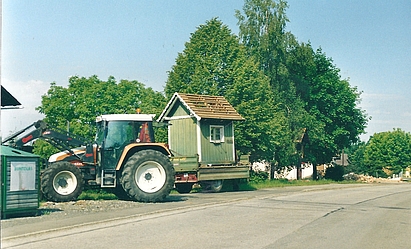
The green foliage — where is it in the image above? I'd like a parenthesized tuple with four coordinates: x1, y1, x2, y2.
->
(363, 129, 411, 177)
(236, 0, 291, 88)
(345, 142, 368, 175)
(236, 0, 368, 166)
(35, 75, 167, 159)
(32, 140, 59, 170)
(248, 178, 336, 189)
(78, 189, 117, 200)
(236, 0, 304, 166)
(165, 18, 240, 97)
(297, 49, 369, 164)
(324, 165, 344, 181)
(250, 170, 270, 183)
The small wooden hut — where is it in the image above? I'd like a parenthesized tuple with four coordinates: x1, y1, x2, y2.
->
(157, 93, 244, 166)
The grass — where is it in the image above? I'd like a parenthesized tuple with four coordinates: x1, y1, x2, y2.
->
(77, 189, 117, 200)
(248, 178, 342, 190)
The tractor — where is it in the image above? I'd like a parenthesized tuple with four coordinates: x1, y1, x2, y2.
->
(2, 114, 175, 202)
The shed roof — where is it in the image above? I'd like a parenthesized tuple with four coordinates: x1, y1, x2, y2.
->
(158, 93, 244, 121)
(1, 145, 40, 158)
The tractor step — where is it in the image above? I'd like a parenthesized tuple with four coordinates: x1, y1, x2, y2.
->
(101, 169, 116, 187)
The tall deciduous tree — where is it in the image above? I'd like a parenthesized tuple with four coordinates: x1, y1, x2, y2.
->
(165, 18, 290, 163)
(305, 49, 368, 164)
(236, 0, 368, 166)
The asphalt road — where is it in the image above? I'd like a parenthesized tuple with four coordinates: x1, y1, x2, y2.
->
(2, 183, 411, 249)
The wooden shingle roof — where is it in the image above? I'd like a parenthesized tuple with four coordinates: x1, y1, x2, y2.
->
(158, 93, 244, 121)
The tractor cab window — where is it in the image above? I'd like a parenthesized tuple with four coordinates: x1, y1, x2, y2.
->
(100, 120, 155, 149)
(95, 122, 105, 145)
(104, 121, 135, 148)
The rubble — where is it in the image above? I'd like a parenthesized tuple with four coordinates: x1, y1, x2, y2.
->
(343, 173, 405, 183)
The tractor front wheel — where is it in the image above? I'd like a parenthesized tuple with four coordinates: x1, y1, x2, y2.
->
(120, 150, 175, 202)
(41, 162, 84, 202)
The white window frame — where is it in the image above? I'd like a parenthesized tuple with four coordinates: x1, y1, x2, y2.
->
(210, 125, 224, 143)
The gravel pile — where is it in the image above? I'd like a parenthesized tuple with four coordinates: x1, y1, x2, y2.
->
(39, 199, 143, 215)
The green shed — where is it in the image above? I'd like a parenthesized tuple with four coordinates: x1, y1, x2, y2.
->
(1, 145, 40, 218)
(158, 93, 245, 166)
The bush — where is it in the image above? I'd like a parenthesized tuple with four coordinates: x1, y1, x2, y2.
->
(250, 170, 269, 183)
(324, 165, 344, 181)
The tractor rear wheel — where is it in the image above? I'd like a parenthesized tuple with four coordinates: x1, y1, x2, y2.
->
(120, 150, 174, 202)
(41, 162, 84, 202)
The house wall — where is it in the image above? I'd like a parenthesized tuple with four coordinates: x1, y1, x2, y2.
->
(164, 99, 236, 164)
(169, 118, 198, 157)
(274, 163, 314, 180)
(199, 120, 235, 165)
(166, 101, 198, 157)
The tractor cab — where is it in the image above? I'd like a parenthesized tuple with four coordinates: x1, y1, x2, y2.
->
(95, 114, 156, 170)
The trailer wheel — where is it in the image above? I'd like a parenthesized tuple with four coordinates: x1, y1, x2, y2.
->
(121, 150, 174, 202)
(175, 183, 193, 194)
(41, 162, 84, 202)
(201, 180, 224, 193)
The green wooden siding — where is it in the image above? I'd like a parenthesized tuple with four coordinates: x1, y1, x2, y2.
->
(199, 120, 235, 164)
(169, 118, 198, 157)
(164, 100, 236, 165)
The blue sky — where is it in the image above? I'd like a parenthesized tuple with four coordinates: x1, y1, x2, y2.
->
(1, 0, 411, 142)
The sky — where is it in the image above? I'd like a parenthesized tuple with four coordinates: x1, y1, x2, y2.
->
(1, 0, 411, 143)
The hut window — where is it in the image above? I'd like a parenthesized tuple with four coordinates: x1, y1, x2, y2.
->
(210, 125, 224, 143)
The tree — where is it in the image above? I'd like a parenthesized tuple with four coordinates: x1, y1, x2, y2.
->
(345, 142, 367, 175)
(34, 75, 167, 159)
(304, 49, 368, 164)
(165, 18, 242, 97)
(165, 18, 290, 163)
(236, 0, 291, 89)
(236, 0, 369, 166)
(236, 0, 310, 167)
(363, 129, 411, 177)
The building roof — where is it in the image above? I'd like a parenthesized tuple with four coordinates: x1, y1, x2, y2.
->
(1, 86, 21, 107)
(158, 93, 244, 122)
